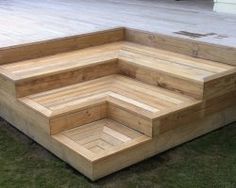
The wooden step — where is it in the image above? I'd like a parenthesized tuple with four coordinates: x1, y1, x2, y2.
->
(118, 42, 236, 99)
(0, 42, 234, 99)
(18, 75, 199, 136)
(52, 118, 151, 180)
(0, 43, 121, 97)
(54, 118, 150, 155)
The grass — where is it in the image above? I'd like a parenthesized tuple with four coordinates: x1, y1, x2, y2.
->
(0, 117, 235, 188)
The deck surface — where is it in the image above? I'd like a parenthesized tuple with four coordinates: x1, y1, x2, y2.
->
(1, 0, 236, 48)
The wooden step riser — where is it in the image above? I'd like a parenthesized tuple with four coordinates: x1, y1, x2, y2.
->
(203, 70, 236, 100)
(50, 103, 108, 135)
(118, 60, 204, 99)
(107, 103, 152, 136)
(0, 74, 16, 97)
(154, 90, 236, 135)
(50, 102, 152, 136)
(15, 60, 119, 98)
(16, 97, 152, 136)
(155, 103, 203, 135)
(0, 90, 50, 134)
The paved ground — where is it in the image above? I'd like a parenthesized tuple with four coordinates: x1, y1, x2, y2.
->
(0, 117, 235, 188)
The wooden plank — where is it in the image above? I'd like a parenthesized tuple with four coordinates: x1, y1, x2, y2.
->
(118, 60, 204, 99)
(203, 69, 236, 99)
(119, 50, 214, 81)
(103, 126, 132, 142)
(50, 103, 107, 134)
(107, 103, 152, 136)
(108, 92, 160, 113)
(122, 42, 233, 73)
(15, 60, 119, 97)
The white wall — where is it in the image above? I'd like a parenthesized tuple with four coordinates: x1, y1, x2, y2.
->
(214, 0, 236, 14)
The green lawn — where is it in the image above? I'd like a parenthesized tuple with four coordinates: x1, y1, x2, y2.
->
(0, 117, 235, 188)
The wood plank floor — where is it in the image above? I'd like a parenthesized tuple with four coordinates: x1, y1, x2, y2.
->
(0, 0, 236, 48)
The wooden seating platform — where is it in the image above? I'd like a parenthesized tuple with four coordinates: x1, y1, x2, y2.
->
(0, 28, 235, 180)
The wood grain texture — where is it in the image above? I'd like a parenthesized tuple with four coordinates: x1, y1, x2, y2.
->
(61, 119, 149, 155)
(1, 88, 235, 180)
(1, 41, 234, 99)
(19, 75, 198, 136)
(92, 105, 236, 180)
(0, 27, 235, 180)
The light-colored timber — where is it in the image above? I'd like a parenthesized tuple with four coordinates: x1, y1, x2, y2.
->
(18, 75, 199, 136)
(1, 35, 235, 99)
(0, 28, 235, 180)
